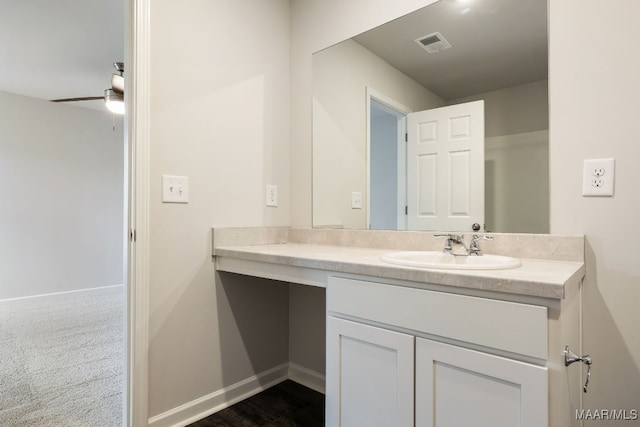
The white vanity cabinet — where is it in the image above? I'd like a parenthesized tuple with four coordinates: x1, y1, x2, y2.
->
(212, 228, 584, 427)
(415, 338, 547, 427)
(326, 276, 549, 427)
(326, 317, 414, 426)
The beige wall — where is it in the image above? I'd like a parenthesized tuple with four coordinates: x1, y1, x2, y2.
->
(290, 0, 439, 228)
(549, 0, 640, 418)
(452, 80, 549, 138)
(485, 136, 549, 233)
(454, 80, 550, 233)
(148, 0, 291, 417)
(313, 39, 443, 229)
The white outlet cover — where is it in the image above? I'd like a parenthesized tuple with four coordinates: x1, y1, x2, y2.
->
(266, 184, 278, 207)
(162, 175, 189, 203)
(582, 158, 614, 197)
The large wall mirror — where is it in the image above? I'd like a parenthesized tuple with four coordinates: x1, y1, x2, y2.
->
(312, 0, 549, 233)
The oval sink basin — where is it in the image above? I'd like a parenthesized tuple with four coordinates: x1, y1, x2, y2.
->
(380, 251, 521, 270)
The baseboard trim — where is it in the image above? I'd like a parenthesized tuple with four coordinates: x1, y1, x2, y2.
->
(0, 284, 124, 303)
(147, 362, 325, 427)
(148, 363, 289, 427)
(288, 362, 326, 394)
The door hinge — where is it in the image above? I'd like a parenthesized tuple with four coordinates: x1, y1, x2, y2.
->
(405, 205, 408, 215)
(405, 133, 408, 142)
(130, 229, 136, 242)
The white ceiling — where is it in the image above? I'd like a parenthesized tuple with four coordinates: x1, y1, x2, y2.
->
(0, 0, 124, 111)
(353, 0, 548, 100)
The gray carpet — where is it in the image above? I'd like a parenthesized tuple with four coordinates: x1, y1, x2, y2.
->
(0, 286, 124, 426)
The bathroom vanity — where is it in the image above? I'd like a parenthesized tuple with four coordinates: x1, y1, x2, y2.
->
(212, 227, 585, 427)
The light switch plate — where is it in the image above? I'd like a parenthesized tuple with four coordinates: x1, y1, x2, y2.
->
(582, 158, 614, 197)
(162, 175, 189, 203)
(351, 192, 362, 209)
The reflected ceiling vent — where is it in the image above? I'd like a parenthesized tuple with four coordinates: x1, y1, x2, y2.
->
(415, 32, 452, 53)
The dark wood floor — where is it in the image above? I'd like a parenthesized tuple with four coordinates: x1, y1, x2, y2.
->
(188, 380, 325, 427)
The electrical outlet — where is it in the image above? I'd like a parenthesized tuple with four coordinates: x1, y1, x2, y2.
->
(351, 192, 362, 209)
(582, 158, 615, 197)
(162, 175, 189, 203)
(266, 184, 278, 207)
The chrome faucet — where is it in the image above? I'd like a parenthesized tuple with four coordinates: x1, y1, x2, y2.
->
(469, 234, 493, 256)
(435, 234, 493, 256)
(434, 234, 468, 255)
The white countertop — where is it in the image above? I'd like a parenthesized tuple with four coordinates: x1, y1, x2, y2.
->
(213, 243, 585, 300)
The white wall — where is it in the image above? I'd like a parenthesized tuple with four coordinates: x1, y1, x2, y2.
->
(549, 0, 640, 416)
(313, 38, 443, 229)
(0, 91, 124, 299)
(148, 0, 291, 419)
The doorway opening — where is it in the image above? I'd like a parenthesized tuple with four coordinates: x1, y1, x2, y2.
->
(367, 89, 411, 230)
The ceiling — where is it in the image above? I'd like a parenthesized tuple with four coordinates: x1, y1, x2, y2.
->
(0, 0, 124, 111)
(353, 0, 548, 100)
(1, 0, 546, 111)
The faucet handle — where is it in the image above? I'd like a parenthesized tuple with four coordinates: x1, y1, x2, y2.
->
(469, 234, 492, 255)
(434, 234, 465, 254)
(434, 234, 456, 253)
(472, 234, 493, 241)
(435, 233, 464, 242)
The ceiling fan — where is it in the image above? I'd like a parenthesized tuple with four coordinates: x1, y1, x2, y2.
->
(51, 62, 125, 114)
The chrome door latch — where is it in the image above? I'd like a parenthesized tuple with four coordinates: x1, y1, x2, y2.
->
(564, 345, 592, 393)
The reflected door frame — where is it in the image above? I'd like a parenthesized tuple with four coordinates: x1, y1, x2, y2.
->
(366, 87, 412, 230)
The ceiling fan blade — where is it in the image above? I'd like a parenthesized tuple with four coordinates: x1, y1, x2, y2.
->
(50, 63, 124, 105)
(50, 96, 104, 103)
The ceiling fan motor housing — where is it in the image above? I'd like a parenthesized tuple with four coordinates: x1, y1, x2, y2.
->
(111, 62, 124, 94)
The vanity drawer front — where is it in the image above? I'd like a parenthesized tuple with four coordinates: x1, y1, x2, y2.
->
(327, 276, 547, 360)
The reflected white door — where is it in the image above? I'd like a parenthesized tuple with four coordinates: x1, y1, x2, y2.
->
(407, 100, 484, 231)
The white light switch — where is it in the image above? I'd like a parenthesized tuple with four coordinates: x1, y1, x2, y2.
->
(582, 158, 615, 197)
(162, 175, 189, 203)
(351, 192, 362, 209)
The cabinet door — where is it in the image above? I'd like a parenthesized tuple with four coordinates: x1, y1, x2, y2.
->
(416, 338, 548, 427)
(326, 316, 414, 427)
